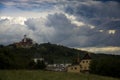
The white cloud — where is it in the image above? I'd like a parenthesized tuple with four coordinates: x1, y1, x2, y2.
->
(0, 13, 93, 46)
(89, 25, 95, 29)
(0, 16, 56, 44)
(108, 30, 116, 34)
(99, 30, 104, 32)
(64, 13, 86, 27)
(0, 16, 27, 25)
(71, 21, 85, 27)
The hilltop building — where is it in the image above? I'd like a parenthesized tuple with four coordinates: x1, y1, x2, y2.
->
(14, 35, 34, 48)
(67, 53, 91, 73)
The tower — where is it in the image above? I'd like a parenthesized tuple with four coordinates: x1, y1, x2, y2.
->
(23, 35, 27, 42)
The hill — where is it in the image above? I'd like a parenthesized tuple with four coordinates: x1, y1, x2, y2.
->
(0, 43, 90, 69)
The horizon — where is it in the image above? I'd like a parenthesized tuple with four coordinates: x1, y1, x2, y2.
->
(0, 0, 120, 55)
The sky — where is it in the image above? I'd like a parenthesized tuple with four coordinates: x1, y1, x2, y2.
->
(0, 0, 120, 55)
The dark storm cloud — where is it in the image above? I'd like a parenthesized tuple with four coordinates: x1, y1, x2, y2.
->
(65, 0, 120, 19)
(45, 13, 100, 47)
(46, 13, 77, 43)
(0, 0, 9, 2)
(0, 0, 57, 11)
(58, 0, 120, 47)
(44, 10, 120, 47)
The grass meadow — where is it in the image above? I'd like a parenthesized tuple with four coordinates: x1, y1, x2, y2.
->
(0, 70, 119, 80)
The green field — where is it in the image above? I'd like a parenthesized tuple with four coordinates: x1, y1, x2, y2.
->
(0, 70, 119, 80)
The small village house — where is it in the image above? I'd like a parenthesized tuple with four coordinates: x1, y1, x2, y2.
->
(33, 58, 45, 63)
(67, 65, 80, 73)
(67, 53, 91, 73)
(46, 63, 71, 72)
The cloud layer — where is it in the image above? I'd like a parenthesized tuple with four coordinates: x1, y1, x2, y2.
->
(0, 0, 120, 54)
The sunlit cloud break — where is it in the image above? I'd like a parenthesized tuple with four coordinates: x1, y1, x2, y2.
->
(77, 46, 120, 55)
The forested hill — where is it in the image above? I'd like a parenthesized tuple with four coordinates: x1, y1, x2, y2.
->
(0, 43, 120, 65)
(36, 43, 90, 61)
(0, 43, 120, 69)
(1, 43, 120, 78)
(0, 43, 90, 65)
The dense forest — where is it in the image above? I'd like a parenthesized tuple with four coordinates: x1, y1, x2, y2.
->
(0, 43, 120, 78)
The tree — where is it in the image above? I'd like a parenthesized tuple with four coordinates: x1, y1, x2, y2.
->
(36, 60, 46, 69)
(28, 60, 36, 69)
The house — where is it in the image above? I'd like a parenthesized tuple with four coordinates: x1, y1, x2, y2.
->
(80, 53, 91, 72)
(32, 53, 48, 65)
(67, 53, 91, 73)
(14, 35, 34, 48)
(67, 65, 80, 73)
(46, 63, 71, 72)
(33, 58, 44, 63)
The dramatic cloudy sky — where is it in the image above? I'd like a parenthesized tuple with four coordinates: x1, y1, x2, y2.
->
(0, 0, 120, 55)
